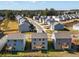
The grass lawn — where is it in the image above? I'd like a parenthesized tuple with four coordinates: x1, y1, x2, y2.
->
(75, 19, 79, 21)
(65, 27, 79, 33)
(0, 51, 79, 57)
(46, 29, 54, 34)
(61, 19, 75, 24)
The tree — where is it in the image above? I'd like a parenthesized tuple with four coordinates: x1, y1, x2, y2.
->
(43, 8, 49, 16)
(4, 10, 16, 20)
(47, 8, 57, 16)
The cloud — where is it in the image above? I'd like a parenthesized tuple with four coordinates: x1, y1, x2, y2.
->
(31, 1, 37, 3)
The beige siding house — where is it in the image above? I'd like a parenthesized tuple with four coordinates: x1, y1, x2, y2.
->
(52, 31, 72, 50)
(73, 23, 79, 30)
(31, 33, 48, 50)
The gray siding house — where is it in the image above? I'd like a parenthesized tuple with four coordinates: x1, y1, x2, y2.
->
(15, 15, 22, 21)
(5, 33, 26, 51)
(39, 16, 47, 24)
(31, 33, 48, 50)
(16, 15, 30, 33)
(50, 22, 64, 30)
(41, 16, 47, 24)
(19, 20, 30, 33)
(52, 31, 72, 50)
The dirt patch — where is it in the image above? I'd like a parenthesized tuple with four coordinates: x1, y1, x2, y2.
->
(64, 20, 79, 27)
(4, 20, 19, 34)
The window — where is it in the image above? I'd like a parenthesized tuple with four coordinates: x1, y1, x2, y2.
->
(8, 44, 11, 46)
(39, 39, 41, 41)
(7, 40, 10, 42)
(33, 39, 36, 41)
(58, 42, 60, 44)
(33, 42, 36, 45)
(42, 42, 45, 45)
(14, 40, 17, 42)
(43, 39, 45, 41)
(21, 48, 23, 50)
(14, 43, 16, 46)
(13, 47, 15, 50)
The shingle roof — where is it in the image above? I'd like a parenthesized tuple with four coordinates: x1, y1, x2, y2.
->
(16, 15, 29, 25)
(19, 18, 26, 25)
(7, 33, 26, 40)
(31, 33, 48, 39)
(16, 15, 22, 21)
(54, 31, 72, 39)
(52, 22, 63, 26)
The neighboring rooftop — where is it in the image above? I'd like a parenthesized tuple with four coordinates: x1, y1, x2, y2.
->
(7, 33, 26, 40)
(15, 15, 22, 21)
(31, 33, 48, 39)
(52, 22, 63, 26)
(74, 23, 79, 26)
(54, 31, 72, 39)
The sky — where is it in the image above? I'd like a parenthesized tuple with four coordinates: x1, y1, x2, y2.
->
(0, 1, 79, 10)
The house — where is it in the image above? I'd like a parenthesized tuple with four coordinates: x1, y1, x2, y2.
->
(33, 16, 36, 20)
(0, 16, 4, 21)
(38, 16, 42, 23)
(18, 17, 31, 33)
(0, 35, 7, 51)
(15, 15, 22, 22)
(53, 16, 60, 22)
(52, 31, 72, 50)
(57, 15, 67, 21)
(0, 30, 5, 39)
(35, 16, 40, 22)
(72, 32, 79, 50)
(55, 16, 62, 21)
(31, 33, 48, 50)
(42, 16, 47, 24)
(45, 16, 51, 24)
(67, 15, 72, 20)
(75, 14, 79, 19)
(5, 33, 26, 51)
(19, 20, 31, 33)
(38, 16, 46, 23)
(46, 16, 55, 25)
(47, 18, 55, 26)
(73, 23, 79, 30)
(71, 15, 76, 19)
(38, 16, 47, 24)
(50, 22, 64, 30)
(58, 15, 68, 21)
(16, 15, 31, 33)
(72, 33, 79, 45)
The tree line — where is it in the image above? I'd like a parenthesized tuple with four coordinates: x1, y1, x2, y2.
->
(0, 8, 79, 20)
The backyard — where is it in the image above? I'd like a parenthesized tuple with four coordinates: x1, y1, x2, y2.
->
(0, 40, 79, 57)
